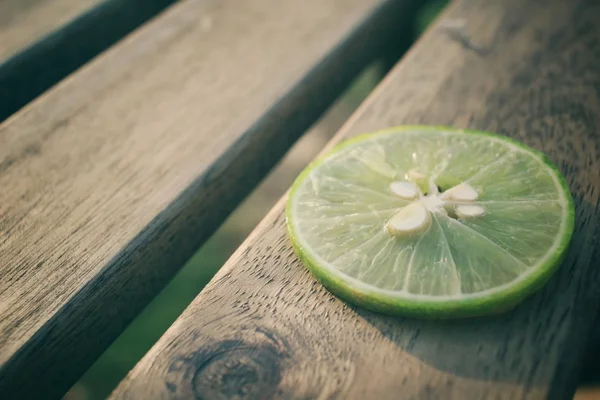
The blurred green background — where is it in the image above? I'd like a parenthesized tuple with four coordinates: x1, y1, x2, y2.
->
(62, 1, 446, 398)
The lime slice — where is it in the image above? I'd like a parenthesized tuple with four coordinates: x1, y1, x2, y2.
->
(286, 126, 574, 318)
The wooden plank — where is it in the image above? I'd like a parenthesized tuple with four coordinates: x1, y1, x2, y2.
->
(0, 0, 422, 398)
(111, 0, 600, 399)
(0, 0, 177, 121)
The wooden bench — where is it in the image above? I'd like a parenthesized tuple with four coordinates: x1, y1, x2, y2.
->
(0, 0, 422, 398)
(1, 0, 599, 399)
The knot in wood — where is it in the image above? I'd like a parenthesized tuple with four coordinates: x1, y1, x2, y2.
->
(191, 341, 282, 400)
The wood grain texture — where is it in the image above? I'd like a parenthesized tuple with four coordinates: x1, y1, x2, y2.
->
(0, 0, 177, 121)
(112, 0, 600, 399)
(0, 0, 422, 397)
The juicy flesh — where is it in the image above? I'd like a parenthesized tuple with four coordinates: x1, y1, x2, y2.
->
(291, 129, 566, 297)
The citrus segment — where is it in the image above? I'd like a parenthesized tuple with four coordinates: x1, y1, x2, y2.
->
(286, 126, 574, 318)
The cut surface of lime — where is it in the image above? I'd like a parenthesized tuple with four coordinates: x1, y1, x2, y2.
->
(286, 126, 574, 318)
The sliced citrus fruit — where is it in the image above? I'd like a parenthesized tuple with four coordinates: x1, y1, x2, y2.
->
(286, 126, 574, 318)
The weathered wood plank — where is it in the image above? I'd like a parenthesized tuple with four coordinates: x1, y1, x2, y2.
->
(0, 0, 177, 121)
(112, 0, 600, 399)
(0, 0, 422, 398)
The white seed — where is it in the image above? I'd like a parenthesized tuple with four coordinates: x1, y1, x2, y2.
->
(390, 181, 421, 200)
(407, 168, 426, 182)
(386, 202, 431, 237)
(455, 205, 486, 218)
(441, 183, 479, 201)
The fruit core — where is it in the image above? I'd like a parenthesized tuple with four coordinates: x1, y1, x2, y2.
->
(386, 171, 485, 237)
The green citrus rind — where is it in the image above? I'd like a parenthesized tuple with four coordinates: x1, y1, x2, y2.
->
(285, 125, 575, 319)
